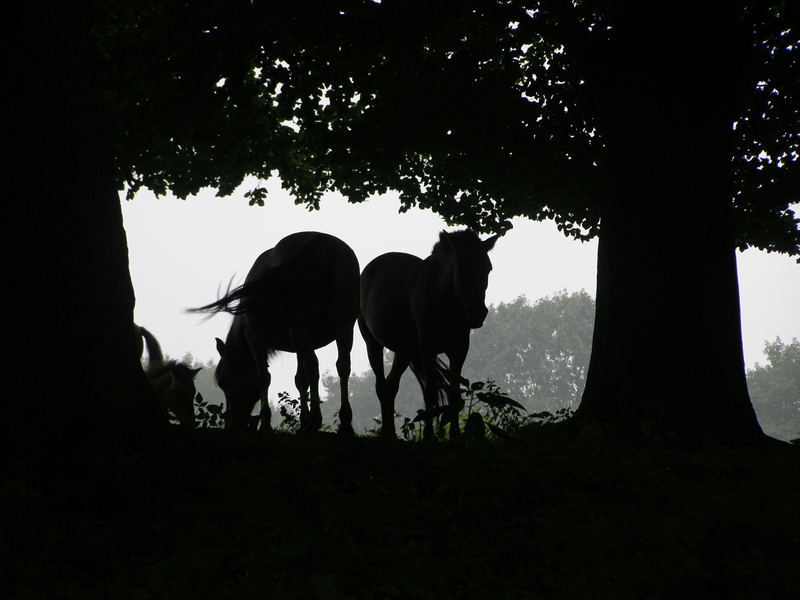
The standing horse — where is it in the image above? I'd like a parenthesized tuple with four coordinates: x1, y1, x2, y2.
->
(138, 325, 201, 428)
(190, 232, 360, 434)
(358, 229, 499, 440)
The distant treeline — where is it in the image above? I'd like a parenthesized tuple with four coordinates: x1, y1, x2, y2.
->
(171, 291, 799, 441)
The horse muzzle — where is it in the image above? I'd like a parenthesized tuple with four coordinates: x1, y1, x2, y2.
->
(468, 305, 489, 329)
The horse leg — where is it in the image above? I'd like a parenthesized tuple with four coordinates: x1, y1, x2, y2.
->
(361, 317, 402, 438)
(258, 364, 273, 433)
(380, 352, 410, 438)
(296, 347, 322, 432)
(444, 345, 468, 437)
(335, 327, 355, 436)
(413, 358, 438, 442)
(294, 357, 310, 430)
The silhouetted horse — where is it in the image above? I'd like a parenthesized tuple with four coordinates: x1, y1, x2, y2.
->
(359, 229, 499, 440)
(190, 232, 360, 434)
(138, 325, 201, 428)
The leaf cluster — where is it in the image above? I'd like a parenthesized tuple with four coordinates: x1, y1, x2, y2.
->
(194, 393, 224, 429)
(94, 1, 797, 251)
(276, 390, 302, 433)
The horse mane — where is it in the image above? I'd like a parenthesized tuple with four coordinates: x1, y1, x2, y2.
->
(431, 229, 482, 257)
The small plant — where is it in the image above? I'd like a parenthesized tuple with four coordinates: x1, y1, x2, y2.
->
(395, 377, 573, 442)
(527, 407, 574, 426)
(397, 379, 525, 441)
(276, 391, 301, 433)
(320, 408, 338, 433)
(363, 417, 383, 437)
(362, 412, 409, 438)
(460, 378, 528, 439)
(195, 393, 224, 428)
(400, 405, 451, 439)
(400, 412, 425, 441)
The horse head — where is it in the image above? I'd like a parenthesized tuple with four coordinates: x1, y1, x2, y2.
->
(147, 361, 201, 428)
(169, 363, 202, 428)
(437, 230, 499, 328)
(215, 336, 259, 430)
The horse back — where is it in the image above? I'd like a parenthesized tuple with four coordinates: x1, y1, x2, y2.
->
(241, 232, 360, 352)
(248, 232, 358, 297)
(360, 252, 423, 355)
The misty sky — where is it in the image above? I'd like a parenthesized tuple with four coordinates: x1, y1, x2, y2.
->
(122, 178, 800, 397)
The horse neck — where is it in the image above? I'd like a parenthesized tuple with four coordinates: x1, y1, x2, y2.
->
(422, 253, 459, 302)
(222, 317, 259, 372)
(147, 365, 174, 394)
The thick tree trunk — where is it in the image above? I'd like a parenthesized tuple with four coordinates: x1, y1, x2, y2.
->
(15, 2, 167, 467)
(575, 200, 762, 441)
(574, 4, 764, 441)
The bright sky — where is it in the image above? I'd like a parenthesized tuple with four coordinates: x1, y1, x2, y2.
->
(122, 178, 800, 396)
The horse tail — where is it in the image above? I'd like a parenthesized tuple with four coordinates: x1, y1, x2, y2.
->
(435, 356, 465, 405)
(188, 267, 286, 316)
(410, 359, 450, 408)
(139, 326, 165, 367)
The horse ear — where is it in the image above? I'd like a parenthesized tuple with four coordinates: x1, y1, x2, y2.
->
(483, 234, 500, 252)
(439, 230, 454, 250)
(190, 367, 202, 377)
(215, 337, 226, 356)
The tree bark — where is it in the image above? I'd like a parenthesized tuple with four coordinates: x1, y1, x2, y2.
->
(574, 3, 764, 441)
(15, 2, 167, 468)
(575, 199, 763, 441)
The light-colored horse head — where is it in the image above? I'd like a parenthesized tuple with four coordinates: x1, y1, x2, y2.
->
(137, 324, 201, 427)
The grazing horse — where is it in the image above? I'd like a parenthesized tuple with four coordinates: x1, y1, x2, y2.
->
(138, 325, 201, 428)
(190, 231, 360, 434)
(358, 229, 499, 440)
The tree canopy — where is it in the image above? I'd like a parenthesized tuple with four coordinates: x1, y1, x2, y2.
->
(101, 1, 798, 252)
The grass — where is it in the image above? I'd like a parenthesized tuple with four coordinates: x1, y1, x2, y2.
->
(3, 422, 799, 599)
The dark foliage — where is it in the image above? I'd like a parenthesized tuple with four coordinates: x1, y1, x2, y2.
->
(100, 1, 798, 253)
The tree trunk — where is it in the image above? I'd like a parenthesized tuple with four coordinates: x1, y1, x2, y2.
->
(15, 2, 167, 468)
(575, 199, 763, 441)
(574, 4, 764, 441)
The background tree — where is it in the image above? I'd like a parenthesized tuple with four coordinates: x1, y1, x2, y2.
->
(746, 338, 800, 442)
(23, 1, 797, 461)
(466, 291, 594, 411)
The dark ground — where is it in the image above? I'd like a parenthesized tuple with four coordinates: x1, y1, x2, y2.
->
(3, 423, 799, 600)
